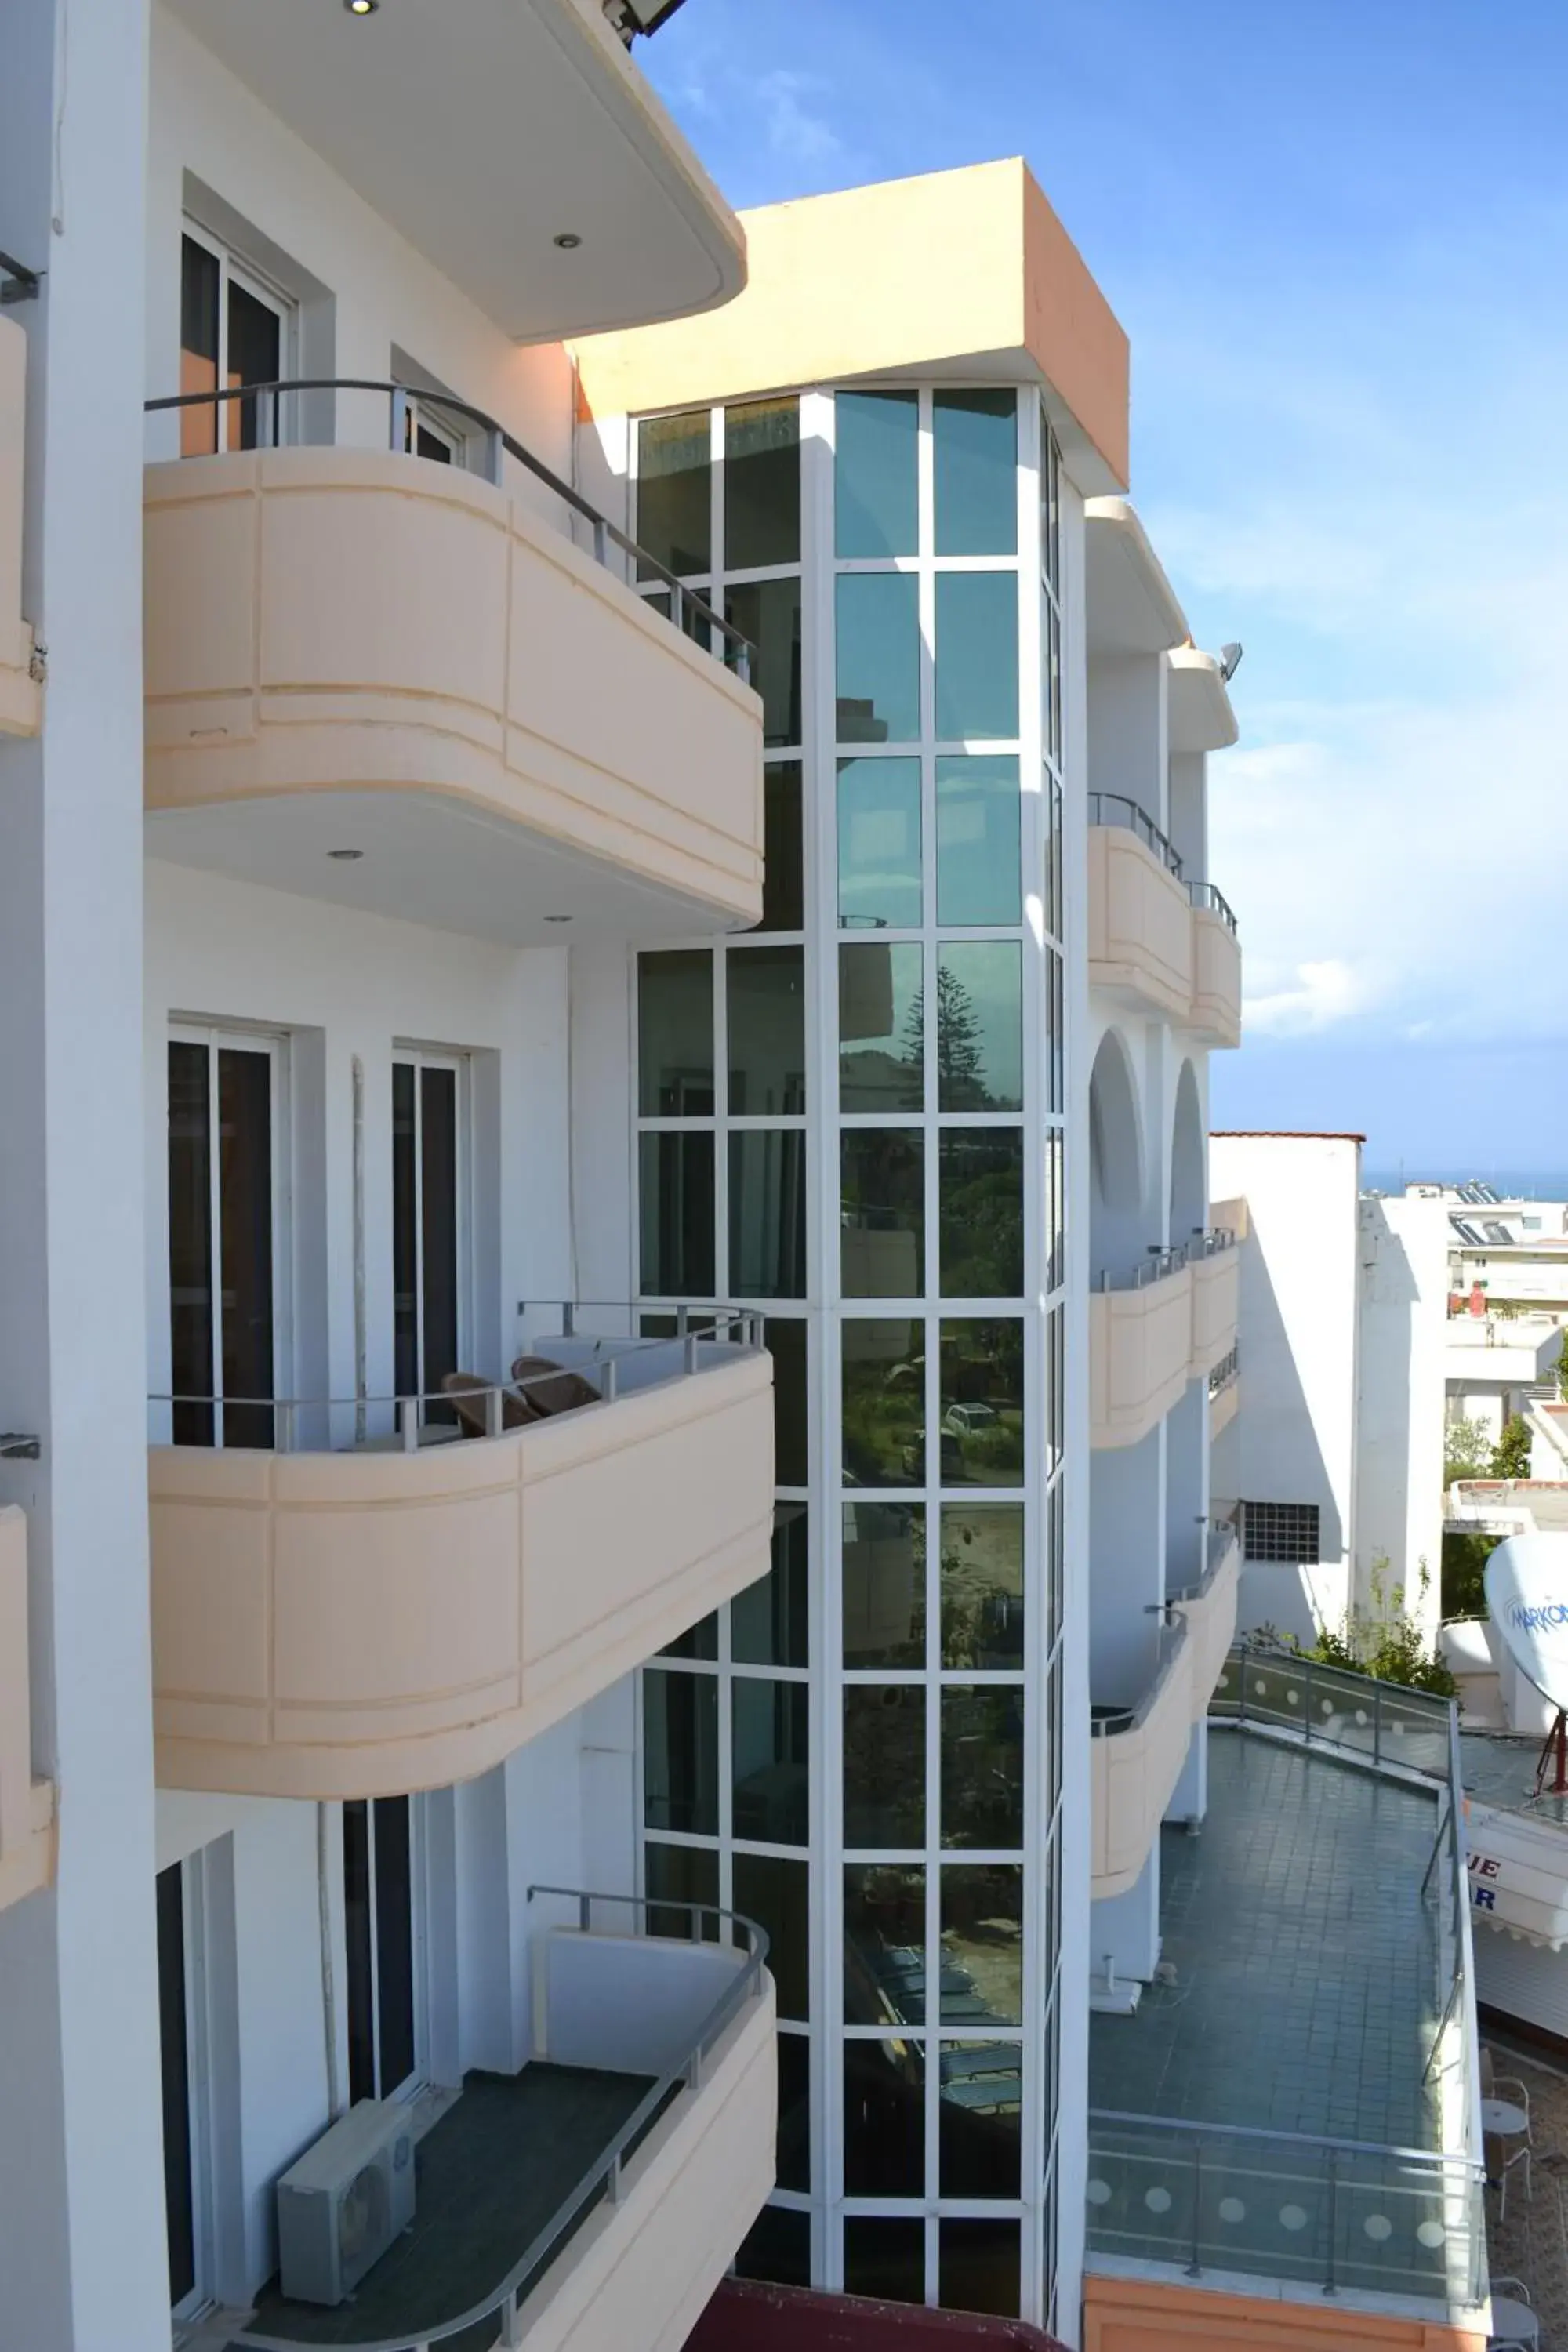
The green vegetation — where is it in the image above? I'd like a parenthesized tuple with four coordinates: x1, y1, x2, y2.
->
(1492, 1413, 1532, 1480)
(1441, 1528, 1500, 1620)
(1443, 1414, 1490, 1489)
(1259, 1560, 1457, 1698)
(1557, 1327, 1568, 1400)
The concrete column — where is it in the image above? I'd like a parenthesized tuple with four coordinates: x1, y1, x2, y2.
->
(0, 2, 168, 2346)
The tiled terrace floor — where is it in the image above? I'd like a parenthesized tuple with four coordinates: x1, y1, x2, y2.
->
(1089, 1730, 1444, 2150)
(231, 2065, 659, 2352)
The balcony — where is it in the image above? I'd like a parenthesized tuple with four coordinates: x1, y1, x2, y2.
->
(143, 383, 764, 943)
(0, 310, 39, 737)
(149, 1323, 774, 1800)
(0, 1506, 54, 1911)
(1087, 795, 1192, 1022)
(1173, 1522, 1240, 1719)
(1189, 883, 1242, 1047)
(1090, 1621, 1194, 1899)
(231, 1889, 777, 2352)
(1207, 1342, 1240, 1438)
(1091, 1251, 1194, 1449)
(1188, 1228, 1240, 1374)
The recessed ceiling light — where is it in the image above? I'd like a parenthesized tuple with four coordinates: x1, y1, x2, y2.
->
(344, 0, 378, 16)
(328, 848, 365, 861)
(543, 913, 573, 924)
(553, 233, 583, 251)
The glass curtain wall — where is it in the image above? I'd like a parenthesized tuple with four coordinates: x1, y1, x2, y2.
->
(633, 389, 1067, 2327)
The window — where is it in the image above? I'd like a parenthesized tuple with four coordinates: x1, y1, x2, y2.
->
(1242, 1501, 1321, 1564)
(343, 1797, 423, 2103)
(180, 224, 294, 455)
(393, 1054, 469, 1419)
(166, 1029, 288, 1448)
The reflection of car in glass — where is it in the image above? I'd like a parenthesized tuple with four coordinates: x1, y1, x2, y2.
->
(943, 1401, 998, 1438)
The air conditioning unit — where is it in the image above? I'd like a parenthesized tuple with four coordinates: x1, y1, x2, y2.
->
(276, 2099, 416, 2306)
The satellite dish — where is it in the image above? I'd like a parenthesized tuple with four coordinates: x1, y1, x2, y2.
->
(1485, 1533, 1568, 1711)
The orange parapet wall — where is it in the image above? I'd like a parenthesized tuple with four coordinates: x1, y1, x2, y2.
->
(1083, 2273, 1488, 2351)
(573, 158, 1129, 493)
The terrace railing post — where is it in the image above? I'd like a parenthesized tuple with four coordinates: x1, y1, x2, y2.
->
(604, 2152, 622, 2206)
(1373, 1676, 1383, 1769)
(499, 2291, 524, 2347)
(1323, 2151, 1338, 2296)
(601, 1355, 618, 1403)
(579, 1893, 591, 1933)
(485, 424, 503, 487)
(1238, 1643, 1248, 1728)
(400, 1397, 419, 1454)
(1305, 1655, 1314, 1747)
(486, 1384, 503, 1439)
(389, 383, 408, 453)
(1187, 2138, 1203, 2276)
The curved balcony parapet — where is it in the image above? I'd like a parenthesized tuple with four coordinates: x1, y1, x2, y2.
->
(149, 1327, 774, 1799)
(1091, 1621, 1194, 1897)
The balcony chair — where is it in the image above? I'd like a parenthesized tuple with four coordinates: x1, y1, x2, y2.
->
(441, 1372, 542, 1439)
(510, 1354, 602, 1415)
(1488, 2275, 1539, 2350)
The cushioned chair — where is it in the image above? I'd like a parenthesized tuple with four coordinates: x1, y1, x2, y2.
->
(441, 1372, 539, 1439)
(510, 1353, 601, 1417)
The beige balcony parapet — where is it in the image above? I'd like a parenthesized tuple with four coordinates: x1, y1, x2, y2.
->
(150, 1334, 774, 1800)
(1189, 1231, 1240, 1377)
(1190, 886, 1242, 1048)
(0, 314, 40, 738)
(1090, 1621, 1193, 1898)
(0, 1506, 55, 1911)
(143, 392, 764, 939)
(1091, 1253, 1193, 1450)
(1087, 797, 1192, 1022)
(1173, 1523, 1241, 1721)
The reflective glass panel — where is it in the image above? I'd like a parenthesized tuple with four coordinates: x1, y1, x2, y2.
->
(940, 1864, 1023, 2024)
(837, 572, 920, 745)
(643, 1840, 717, 1942)
(756, 761, 804, 933)
(727, 576, 802, 748)
(837, 757, 922, 931)
(836, 388, 918, 559)
(729, 1132, 806, 1299)
(844, 1862, 926, 2025)
(767, 1316, 808, 1486)
(731, 1503, 808, 1668)
(938, 1318, 1024, 1486)
(728, 946, 805, 1114)
(935, 754, 1021, 926)
(840, 943, 924, 1114)
(940, 1504, 1025, 1669)
(843, 1501, 924, 1671)
(939, 2216, 1021, 2315)
(844, 2218, 926, 2305)
(844, 2042, 926, 2197)
(935, 572, 1018, 742)
(844, 1686, 925, 1849)
(733, 1853, 810, 2022)
(934, 389, 1017, 557)
(842, 1317, 924, 1487)
(659, 1612, 717, 1661)
(939, 1129, 1024, 1298)
(732, 1679, 808, 1846)
(737, 2206, 811, 2289)
(940, 1688, 1024, 1849)
(639, 1132, 715, 1297)
(725, 397, 800, 570)
(841, 1128, 924, 1300)
(638, 950, 713, 1116)
(937, 942, 1022, 1112)
(939, 2049, 1023, 2197)
(643, 1669, 718, 1835)
(637, 411, 710, 579)
(775, 2030, 811, 2192)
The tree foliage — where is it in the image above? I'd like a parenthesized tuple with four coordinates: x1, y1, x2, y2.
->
(1492, 1414, 1532, 1480)
(1443, 1415, 1491, 1490)
(1275, 1559, 1457, 1697)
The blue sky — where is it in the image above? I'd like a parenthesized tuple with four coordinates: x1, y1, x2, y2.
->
(641, 0, 1568, 1178)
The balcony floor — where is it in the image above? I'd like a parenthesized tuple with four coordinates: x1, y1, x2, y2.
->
(234, 2064, 666, 2351)
(1090, 1731, 1443, 2151)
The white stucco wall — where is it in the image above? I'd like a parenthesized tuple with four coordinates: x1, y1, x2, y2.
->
(1356, 1192, 1448, 1631)
(1209, 1134, 1361, 1642)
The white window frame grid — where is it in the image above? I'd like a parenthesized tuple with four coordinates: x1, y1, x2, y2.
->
(166, 1021, 295, 1439)
(391, 1047, 474, 1399)
(180, 217, 297, 445)
(628, 389, 1069, 2323)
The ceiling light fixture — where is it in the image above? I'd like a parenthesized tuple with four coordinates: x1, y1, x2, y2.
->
(327, 848, 365, 861)
(543, 914, 573, 924)
(344, 0, 379, 16)
(553, 233, 582, 251)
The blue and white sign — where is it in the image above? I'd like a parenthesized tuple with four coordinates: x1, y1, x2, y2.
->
(1486, 1533, 1568, 1713)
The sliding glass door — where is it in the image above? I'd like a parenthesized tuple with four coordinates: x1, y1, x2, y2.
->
(168, 1031, 285, 1449)
(392, 1054, 466, 1419)
(343, 1797, 423, 2104)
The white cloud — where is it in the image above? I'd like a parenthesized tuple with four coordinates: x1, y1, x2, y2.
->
(1244, 960, 1369, 1036)
(757, 71, 842, 167)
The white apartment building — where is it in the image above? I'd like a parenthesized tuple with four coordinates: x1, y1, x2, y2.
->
(0, 6, 1270, 2347)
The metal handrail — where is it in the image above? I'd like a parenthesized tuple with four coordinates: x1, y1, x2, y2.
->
(1090, 2106, 1483, 2171)
(1207, 1341, 1240, 1399)
(1169, 1517, 1240, 1606)
(146, 1308, 765, 1451)
(1189, 880, 1239, 932)
(1087, 790, 1184, 877)
(1091, 1614, 1189, 1737)
(143, 377, 753, 684)
(1097, 1228, 1233, 1294)
(228, 1887, 770, 2352)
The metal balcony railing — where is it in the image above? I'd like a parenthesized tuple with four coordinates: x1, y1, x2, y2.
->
(1090, 1616, 1189, 1738)
(1096, 1228, 1235, 1294)
(1207, 1342, 1240, 1399)
(147, 1305, 765, 1454)
(143, 378, 753, 685)
(1087, 791, 1184, 877)
(1189, 879, 1239, 932)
